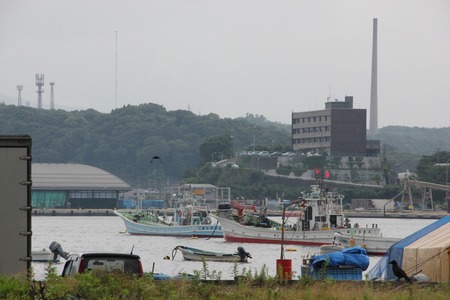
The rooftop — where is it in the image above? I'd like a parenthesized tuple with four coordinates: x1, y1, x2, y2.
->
(32, 163, 131, 191)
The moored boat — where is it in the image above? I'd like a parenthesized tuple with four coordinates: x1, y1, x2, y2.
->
(319, 244, 345, 254)
(114, 191, 223, 238)
(172, 245, 252, 262)
(32, 249, 59, 262)
(32, 241, 70, 262)
(214, 184, 399, 255)
(333, 231, 400, 256)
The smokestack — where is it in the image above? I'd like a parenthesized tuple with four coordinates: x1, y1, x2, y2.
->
(369, 18, 378, 137)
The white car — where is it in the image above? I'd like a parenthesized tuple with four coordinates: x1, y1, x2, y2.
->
(282, 152, 296, 157)
(258, 151, 270, 156)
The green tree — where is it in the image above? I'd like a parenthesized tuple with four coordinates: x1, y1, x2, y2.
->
(199, 134, 234, 164)
(416, 151, 450, 184)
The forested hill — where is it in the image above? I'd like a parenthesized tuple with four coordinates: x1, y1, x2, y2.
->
(376, 126, 450, 155)
(0, 102, 449, 186)
(0, 103, 290, 186)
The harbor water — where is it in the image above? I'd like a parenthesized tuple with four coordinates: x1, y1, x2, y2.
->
(31, 216, 435, 280)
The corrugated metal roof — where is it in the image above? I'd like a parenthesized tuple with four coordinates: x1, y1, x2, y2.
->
(32, 163, 132, 191)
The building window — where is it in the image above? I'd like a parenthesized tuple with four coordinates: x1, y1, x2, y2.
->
(32, 191, 67, 208)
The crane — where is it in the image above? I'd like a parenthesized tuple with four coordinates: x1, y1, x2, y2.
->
(400, 176, 450, 211)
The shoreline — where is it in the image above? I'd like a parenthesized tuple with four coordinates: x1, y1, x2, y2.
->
(32, 208, 448, 219)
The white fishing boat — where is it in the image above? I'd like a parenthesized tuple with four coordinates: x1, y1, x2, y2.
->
(172, 245, 251, 263)
(214, 184, 399, 255)
(115, 191, 223, 238)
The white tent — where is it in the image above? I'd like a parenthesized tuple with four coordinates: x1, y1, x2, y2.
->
(368, 215, 450, 282)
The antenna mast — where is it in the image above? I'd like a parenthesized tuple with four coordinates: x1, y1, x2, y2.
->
(115, 30, 118, 109)
(17, 85, 23, 106)
(49, 82, 55, 110)
(35, 74, 45, 109)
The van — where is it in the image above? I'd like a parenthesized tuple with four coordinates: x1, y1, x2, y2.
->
(62, 253, 144, 277)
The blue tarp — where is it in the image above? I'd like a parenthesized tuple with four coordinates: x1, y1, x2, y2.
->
(310, 246, 370, 271)
(367, 215, 450, 281)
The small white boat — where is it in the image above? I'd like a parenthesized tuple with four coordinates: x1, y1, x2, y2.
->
(32, 249, 59, 262)
(32, 241, 70, 262)
(172, 245, 252, 263)
(319, 244, 345, 254)
(334, 231, 400, 255)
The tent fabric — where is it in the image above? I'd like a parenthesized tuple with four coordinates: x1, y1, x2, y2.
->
(403, 222, 450, 282)
(367, 215, 450, 282)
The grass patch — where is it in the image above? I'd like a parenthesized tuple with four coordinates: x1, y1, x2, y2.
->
(2, 264, 450, 300)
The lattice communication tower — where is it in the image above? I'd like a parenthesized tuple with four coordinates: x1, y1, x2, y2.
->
(35, 74, 45, 109)
(16, 85, 23, 106)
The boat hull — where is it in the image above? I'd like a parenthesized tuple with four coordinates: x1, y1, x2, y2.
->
(215, 215, 398, 255)
(115, 211, 223, 238)
(32, 250, 59, 262)
(216, 215, 337, 246)
(177, 247, 245, 262)
(334, 232, 400, 256)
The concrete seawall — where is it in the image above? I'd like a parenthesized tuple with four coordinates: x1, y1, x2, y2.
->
(32, 208, 117, 217)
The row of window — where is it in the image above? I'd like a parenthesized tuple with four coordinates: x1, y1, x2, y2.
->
(293, 115, 330, 124)
(293, 137, 331, 144)
(70, 190, 117, 199)
(293, 126, 330, 134)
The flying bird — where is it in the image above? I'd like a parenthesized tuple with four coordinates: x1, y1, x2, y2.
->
(389, 260, 411, 283)
(151, 156, 162, 164)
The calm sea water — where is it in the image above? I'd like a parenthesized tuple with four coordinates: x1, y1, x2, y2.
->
(31, 216, 435, 280)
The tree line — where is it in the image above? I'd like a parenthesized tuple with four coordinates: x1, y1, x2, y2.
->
(1, 102, 449, 202)
(0, 103, 290, 187)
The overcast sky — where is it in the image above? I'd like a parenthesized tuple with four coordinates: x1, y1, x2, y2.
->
(1, 0, 449, 128)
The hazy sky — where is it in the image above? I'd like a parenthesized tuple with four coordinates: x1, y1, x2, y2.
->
(1, 0, 449, 128)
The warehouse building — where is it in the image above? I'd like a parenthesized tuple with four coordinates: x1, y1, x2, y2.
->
(32, 163, 132, 209)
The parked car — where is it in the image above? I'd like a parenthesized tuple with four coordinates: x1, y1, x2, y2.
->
(62, 252, 144, 277)
(257, 151, 270, 156)
(270, 151, 283, 156)
(282, 152, 296, 157)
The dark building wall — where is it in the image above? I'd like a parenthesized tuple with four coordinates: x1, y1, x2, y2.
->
(325, 96, 354, 109)
(330, 109, 366, 156)
(291, 97, 374, 157)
